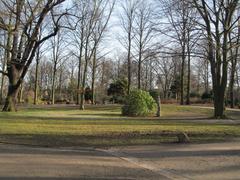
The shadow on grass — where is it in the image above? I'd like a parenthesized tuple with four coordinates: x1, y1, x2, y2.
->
(226, 111, 240, 120)
(16, 104, 122, 112)
(1, 114, 239, 127)
(71, 113, 122, 117)
(0, 114, 228, 125)
(0, 132, 237, 148)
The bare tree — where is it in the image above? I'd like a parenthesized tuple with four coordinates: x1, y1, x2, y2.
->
(69, 0, 88, 105)
(158, 0, 198, 105)
(133, 1, 154, 89)
(192, 0, 239, 118)
(80, 0, 115, 110)
(153, 56, 175, 99)
(228, 9, 240, 108)
(33, 27, 46, 105)
(0, 0, 67, 111)
(120, 0, 138, 94)
(49, 31, 68, 104)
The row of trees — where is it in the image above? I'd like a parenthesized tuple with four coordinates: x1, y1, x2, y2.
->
(0, 0, 239, 118)
(119, 0, 240, 118)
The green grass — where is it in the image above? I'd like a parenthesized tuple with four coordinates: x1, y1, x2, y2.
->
(0, 104, 239, 147)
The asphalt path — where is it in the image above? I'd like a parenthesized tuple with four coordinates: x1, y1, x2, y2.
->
(0, 143, 166, 180)
(1, 141, 240, 180)
(106, 141, 240, 180)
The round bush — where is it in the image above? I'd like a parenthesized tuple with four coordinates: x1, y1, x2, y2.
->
(122, 90, 157, 117)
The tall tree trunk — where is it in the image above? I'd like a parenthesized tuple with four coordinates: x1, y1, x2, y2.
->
(205, 59, 209, 93)
(186, 32, 191, 105)
(91, 49, 97, 105)
(236, 71, 240, 90)
(156, 95, 161, 117)
(180, 47, 186, 105)
(137, 36, 143, 90)
(1, 22, 12, 104)
(77, 55, 82, 105)
(34, 47, 40, 105)
(180, 21, 186, 105)
(229, 69, 235, 108)
(137, 55, 142, 89)
(180, 3, 187, 105)
(59, 67, 63, 98)
(229, 22, 239, 108)
(80, 61, 87, 110)
(70, 65, 75, 102)
(211, 33, 228, 118)
(149, 60, 153, 90)
(80, 37, 90, 110)
(18, 83, 23, 103)
(3, 6, 22, 112)
(144, 62, 148, 90)
(0, 74, 6, 104)
(0, 56, 7, 104)
(51, 64, 57, 105)
(127, 36, 132, 94)
(197, 70, 200, 95)
(77, 30, 84, 105)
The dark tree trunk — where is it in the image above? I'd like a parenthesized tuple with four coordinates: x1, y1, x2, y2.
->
(0, 76, 5, 104)
(211, 33, 228, 118)
(34, 48, 40, 105)
(77, 31, 84, 105)
(77, 55, 82, 105)
(213, 87, 225, 118)
(137, 38, 143, 90)
(3, 66, 21, 112)
(0, 58, 7, 104)
(51, 64, 57, 105)
(80, 62, 87, 110)
(156, 95, 161, 117)
(3, 85, 19, 112)
(18, 83, 23, 103)
(1, 16, 12, 104)
(34, 60, 39, 105)
(144, 63, 148, 90)
(127, 40, 132, 94)
(91, 49, 96, 105)
(149, 60, 153, 90)
(229, 57, 237, 109)
(229, 24, 239, 109)
(186, 33, 191, 105)
(80, 38, 89, 110)
(137, 57, 141, 89)
(229, 76, 235, 109)
(59, 67, 63, 98)
(180, 47, 185, 105)
(205, 60, 209, 93)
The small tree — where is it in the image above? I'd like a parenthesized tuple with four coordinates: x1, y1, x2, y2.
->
(107, 78, 127, 103)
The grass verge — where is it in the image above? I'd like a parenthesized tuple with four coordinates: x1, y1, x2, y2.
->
(0, 104, 239, 147)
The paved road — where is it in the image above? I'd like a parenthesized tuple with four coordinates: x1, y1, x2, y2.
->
(1, 142, 240, 180)
(106, 142, 240, 180)
(0, 143, 166, 180)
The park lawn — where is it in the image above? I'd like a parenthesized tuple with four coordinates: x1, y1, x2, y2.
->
(0, 104, 239, 147)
